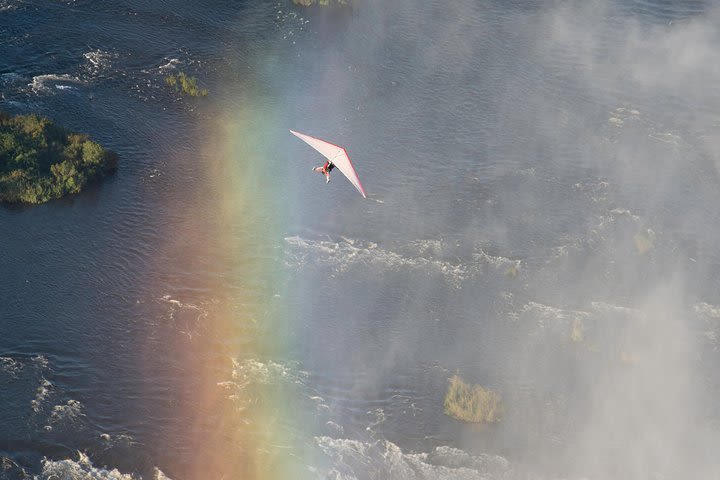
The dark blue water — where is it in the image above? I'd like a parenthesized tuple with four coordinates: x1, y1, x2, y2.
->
(3, 1, 720, 479)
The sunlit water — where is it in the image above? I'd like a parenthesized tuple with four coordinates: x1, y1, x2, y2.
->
(2, 0, 720, 478)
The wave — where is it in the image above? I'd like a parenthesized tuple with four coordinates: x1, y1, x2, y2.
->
(0, 354, 53, 413)
(156, 294, 214, 339)
(571, 179, 610, 200)
(549, 204, 655, 264)
(31, 378, 53, 413)
(313, 436, 513, 480)
(30, 73, 84, 93)
(217, 357, 308, 411)
(648, 131, 682, 145)
(473, 248, 521, 272)
(592, 209, 646, 246)
(40, 452, 172, 480)
(274, 5, 312, 45)
(100, 432, 139, 449)
(0, 0, 18, 11)
(0, 356, 23, 378)
(230, 357, 308, 387)
(602, 105, 644, 138)
(325, 420, 344, 436)
(693, 302, 720, 348)
(511, 301, 589, 327)
(284, 236, 521, 288)
(1, 72, 23, 84)
(45, 399, 85, 431)
(83, 49, 117, 77)
(1, 455, 28, 479)
(2, 72, 27, 103)
(694, 302, 720, 319)
(32, 354, 49, 369)
(590, 300, 642, 319)
(157, 58, 181, 73)
(508, 295, 720, 356)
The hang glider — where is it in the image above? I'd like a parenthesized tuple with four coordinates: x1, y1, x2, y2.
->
(290, 129, 366, 198)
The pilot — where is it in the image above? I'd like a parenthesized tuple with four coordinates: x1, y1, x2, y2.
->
(313, 160, 335, 184)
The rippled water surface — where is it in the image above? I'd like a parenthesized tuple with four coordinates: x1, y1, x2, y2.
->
(3, 0, 720, 478)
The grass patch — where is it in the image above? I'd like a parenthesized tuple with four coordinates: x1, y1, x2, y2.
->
(633, 231, 654, 254)
(165, 72, 208, 97)
(444, 375, 503, 423)
(570, 318, 584, 342)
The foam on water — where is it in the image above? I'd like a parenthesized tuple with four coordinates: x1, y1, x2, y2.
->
(0, 354, 54, 416)
(0, 0, 17, 11)
(157, 58, 181, 73)
(601, 103, 691, 155)
(45, 399, 85, 431)
(226, 357, 307, 387)
(547, 203, 655, 267)
(325, 420, 344, 436)
(32, 355, 48, 369)
(511, 301, 590, 340)
(31, 378, 53, 413)
(39, 452, 173, 480)
(571, 180, 610, 205)
(1, 456, 27, 479)
(156, 295, 214, 339)
(590, 300, 642, 318)
(29, 73, 84, 93)
(313, 437, 513, 480)
(99, 432, 138, 449)
(274, 2, 312, 46)
(693, 301, 720, 319)
(0, 356, 23, 378)
(130, 52, 207, 106)
(83, 49, 118, 78)
(1, 72, 23, 85)
(693, 302, 720, 348)
(218, 357, 308, 411)
(284, 235, 470, 287)
(284, 236, 520, 288)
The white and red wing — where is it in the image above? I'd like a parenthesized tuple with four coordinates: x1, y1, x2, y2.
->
(290, 129, 366, 198)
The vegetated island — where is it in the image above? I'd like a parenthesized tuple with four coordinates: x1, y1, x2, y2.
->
(165, 72, 208, 97)
(0, 110, 118, 204)
(444, 374, 504, 423)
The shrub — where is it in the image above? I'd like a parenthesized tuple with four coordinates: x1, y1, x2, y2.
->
(165, 72, 208, 97)
(570, 318, 584, 342)
(444, 375, 503, 423)
(0, 110, 117, 204)
(82, 140, 104, 166)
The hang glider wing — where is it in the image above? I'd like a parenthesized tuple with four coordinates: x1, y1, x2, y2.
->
(290, 129, 366, 198)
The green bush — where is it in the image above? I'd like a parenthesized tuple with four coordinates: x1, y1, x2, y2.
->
(82, 141, 104, 166)
(0, 110, 117, 204)
(165, 71, 208, 97)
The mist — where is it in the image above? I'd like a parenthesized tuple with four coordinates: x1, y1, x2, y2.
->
(276, 1, 720, 478)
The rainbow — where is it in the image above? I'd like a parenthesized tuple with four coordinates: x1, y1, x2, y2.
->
(147, 91, 307, 479)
